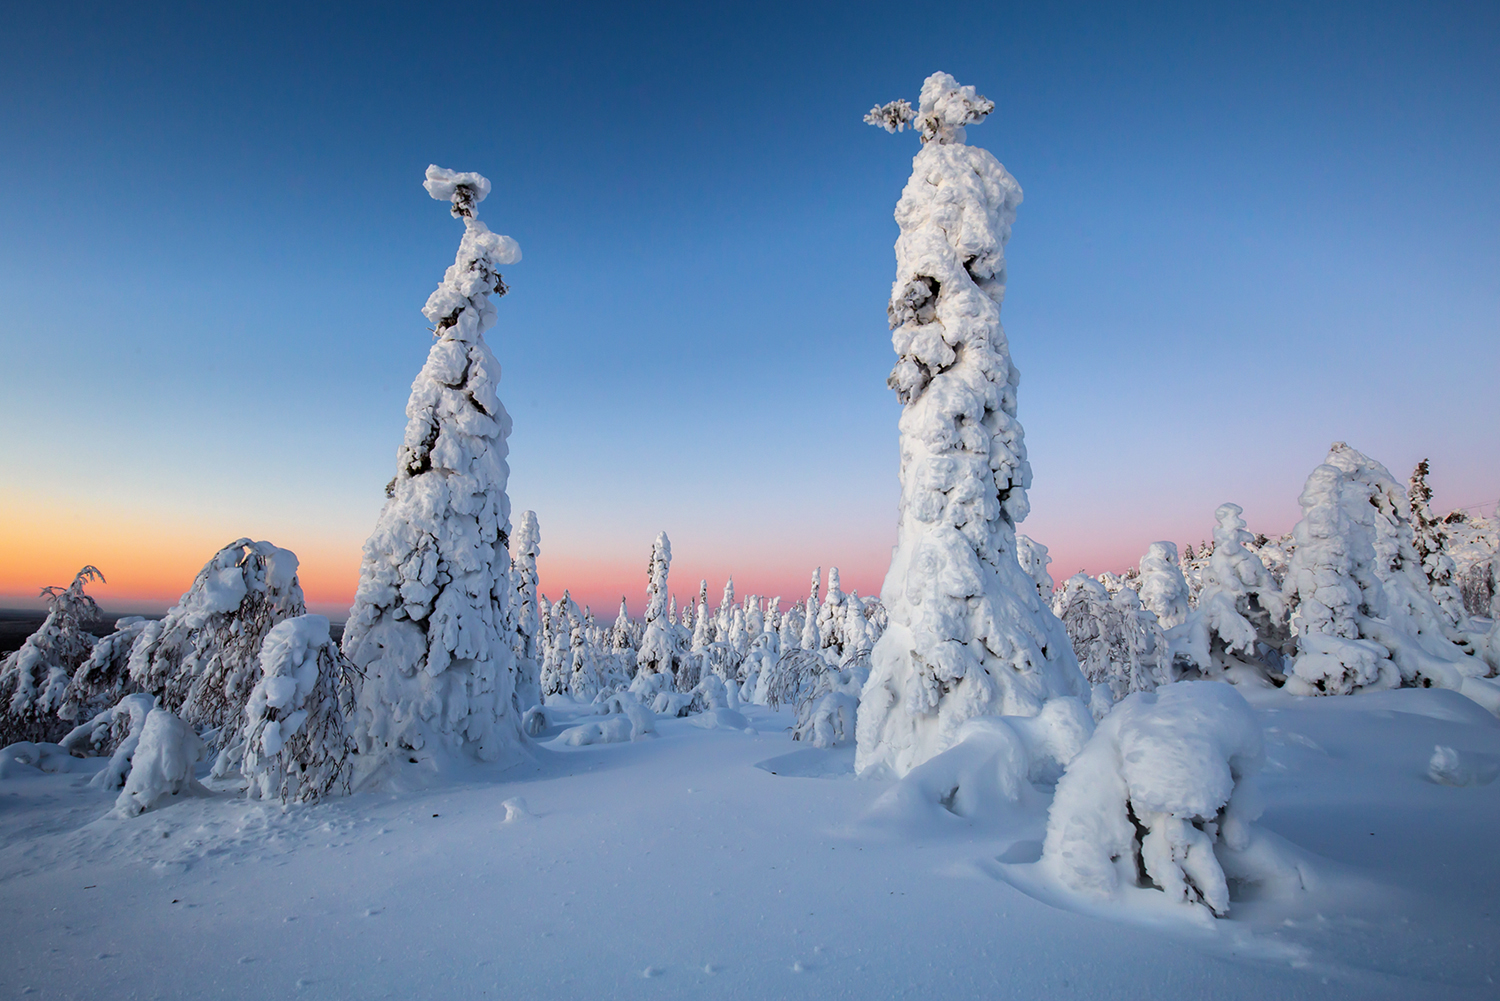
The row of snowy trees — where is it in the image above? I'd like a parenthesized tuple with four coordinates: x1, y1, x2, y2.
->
(1043, 449, 1500, 714)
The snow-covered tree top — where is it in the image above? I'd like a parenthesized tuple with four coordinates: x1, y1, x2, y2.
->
(864, 71, 995, 145)
(423, 165, 492, 219)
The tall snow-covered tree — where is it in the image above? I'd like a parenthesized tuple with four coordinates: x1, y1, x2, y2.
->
(816, 567, 848, 655)
(636, 532, 677, 678)
(1138, 542, 1191, 630)
(1015, 534, 1055, 602)
(691, 580, 712, 652)
(856, 72, 1087, 777)
(341, 166, 524, 769)
(1408, 460, 1466, 625)
(0, 566, 105, 745)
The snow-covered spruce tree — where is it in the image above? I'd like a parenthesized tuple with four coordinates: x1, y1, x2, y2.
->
(691, 580, 712, 653)
(635, 532, 680, 680)
(1408, 460, 1466, 626)
(240, 615, 354, 804)
(1137, 542, 1191, 630)
(1053, 574, 1143, 712)
(341, 166, 523, 768)
(715, 578, 735, 638)
(816, 567, 849, 656)
(0, 566, 105, 745)
(1015, 534, 1055, 603)
(1171, 504, 1289, 686)
(129, 540, 306, 742)
(800, 568, 821, 651)
(1283, 443, 1497, 708)
(856, 72, 1088, 777)
(509, 510, 542, 711)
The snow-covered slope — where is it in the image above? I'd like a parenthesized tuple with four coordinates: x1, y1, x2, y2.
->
(2, 689, 1497, 999)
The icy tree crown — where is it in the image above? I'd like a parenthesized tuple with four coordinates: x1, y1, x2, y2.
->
(865, 72, 995, 145)
(420, 165, 521, 344)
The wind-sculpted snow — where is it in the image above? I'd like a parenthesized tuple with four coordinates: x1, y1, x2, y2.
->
(857, 71, 1086, 778)
(342, 166, 523, 773)
(1040, 682, 1306, 918)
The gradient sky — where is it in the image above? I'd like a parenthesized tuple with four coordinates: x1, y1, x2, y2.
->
(2, 1, 1497, 619)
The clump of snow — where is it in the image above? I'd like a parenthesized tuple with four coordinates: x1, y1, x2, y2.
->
(1427, 744, 1498, 787)
(1040, 682, 1306, 917)
(112, 708, 206, 817)
(342, 166, 523, 772)
(0, 566, 105, 745)
(238, 615, 354, 805)
(128, 540, 306, 737)
(857, 71, 1086, 778)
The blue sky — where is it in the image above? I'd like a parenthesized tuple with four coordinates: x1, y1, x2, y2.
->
(1, 1, 1496, 615)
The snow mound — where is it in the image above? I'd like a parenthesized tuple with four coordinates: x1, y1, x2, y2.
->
(1427, 744, 1499, 787)
(112, 709, 206, 818)
(1040, 682, 1307, 917)
(0, 740, 80, 778)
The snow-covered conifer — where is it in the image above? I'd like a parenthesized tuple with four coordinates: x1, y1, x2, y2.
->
(1171, 504, 1289, 685)
(816, 567, 848, 655)
(0, 567, 105, 745)
(129, 541, 305, 739)
(341, 166, 523, 768)
(800, 568, 821, 651)
(1283, 444, 1497, 708)
(856, 72, 1087, 777)
(1137, 542, 1190, 630)
(1053, 574, 1136, 707)
(691, 581, 712, 652)
(715, 578, 735, 638)
(778, 600, 803, 651)
(1408, 460, 1466, 625)
(240, 615, 353, 804)
(509, 511, 542, 710)
(636, 533, 680, 680)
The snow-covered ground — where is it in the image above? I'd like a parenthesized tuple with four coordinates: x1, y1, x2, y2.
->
(2, 689, 1497, 1000)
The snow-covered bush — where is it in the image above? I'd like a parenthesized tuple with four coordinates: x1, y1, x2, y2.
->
(342, 166, 523, 769)
(1052, 575, 1163, 713)
(1283, 444, 1497, 709)
(760, 648, 829, 710)
(1170, 504, 1289, 686)
(113, 708, 206, 817)
(62, 691, 154, 768)
(856, 72, 1087, 778)
(1137, 542, 1190, 630)
(792, 660, 870, 748)
(239, 616, 354, 805)
(0, 566, 105, 745)
(129, 540, 306, 736)
(1040, 682, 1304, 917)
(58, 615, 149, 727)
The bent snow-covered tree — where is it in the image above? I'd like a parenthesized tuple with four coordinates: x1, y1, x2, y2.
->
(857, 72, 1087, 778)
(0, 566, 105, 746)
(342, 166, 524, 769)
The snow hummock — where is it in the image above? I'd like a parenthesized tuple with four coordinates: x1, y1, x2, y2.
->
(857, 71, 1086, 779)
(1039, 681, 1307, 918)
(112, 708, 206, 818)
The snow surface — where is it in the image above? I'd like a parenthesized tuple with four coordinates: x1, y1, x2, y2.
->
(2, 688, 1498, 999)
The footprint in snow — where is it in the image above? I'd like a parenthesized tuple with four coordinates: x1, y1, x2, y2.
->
(642, 966, 664, 978)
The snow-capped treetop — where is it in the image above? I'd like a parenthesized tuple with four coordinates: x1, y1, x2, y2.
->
(645, 533, 671, 625)
(1202, 504, 1285, 623)
(801, 567, 821, 651)
(1015, 534, 1055, 601)
(865, 72, 995, 146)
(1408, 460, 1465, 625)
(423, 165, 492, 218)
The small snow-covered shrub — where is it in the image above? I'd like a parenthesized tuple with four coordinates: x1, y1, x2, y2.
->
(1040, 682, 1304, 917)
(113, 709, 206, 817)
(62, 691, 155, 764)
(239, 615, 354, 805)
(792, 660, 870, 748)
(130, 540, 306, 737)
(0, 566, 105, 746)
(760, 648, 829, 711)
